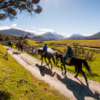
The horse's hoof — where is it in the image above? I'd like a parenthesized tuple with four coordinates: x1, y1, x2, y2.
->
(74, 75, 77, 78)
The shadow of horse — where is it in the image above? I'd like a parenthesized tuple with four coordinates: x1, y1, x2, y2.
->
(36, 64, 56, 77)
(56, 74, 100, 100)
(12, 51, 21, 55)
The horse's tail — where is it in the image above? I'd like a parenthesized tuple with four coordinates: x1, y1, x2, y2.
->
(52, 56, 55, 64)
(82, 59, 91, 74)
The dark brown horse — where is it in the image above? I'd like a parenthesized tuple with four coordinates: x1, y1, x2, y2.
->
(55, 52, 92, 83)
(8, 42, 13, 49)
(16, 43, 23, 52)
(37, 49, 55, 70)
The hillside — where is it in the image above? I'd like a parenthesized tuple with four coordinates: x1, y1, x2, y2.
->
(31, 36, 55, 41)
(0, 32, 20, 40)
(0, 28, 36, 38)
(0, 45, 68, 100)
(85, 32, 100, 39)
(66, 33, 85, 39)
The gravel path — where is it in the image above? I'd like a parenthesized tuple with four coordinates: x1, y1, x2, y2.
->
(4, 46, 100, 100)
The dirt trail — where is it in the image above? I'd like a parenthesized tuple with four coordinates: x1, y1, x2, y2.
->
(4, 46, 100, 100)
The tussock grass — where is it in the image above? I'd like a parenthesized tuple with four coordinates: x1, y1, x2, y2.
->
(45, 39, 100, 48)
(0, 45, 69, 100)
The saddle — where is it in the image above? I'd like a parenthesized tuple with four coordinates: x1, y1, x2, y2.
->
(65, 57, 72, 64)
(42, 51, 47, 56)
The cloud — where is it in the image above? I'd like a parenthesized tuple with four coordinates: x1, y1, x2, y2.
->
(24, 30, 37, 35)
(0, 26, 11, 30)
(39, 28, 54, 32)
(11, 23, 17, 27)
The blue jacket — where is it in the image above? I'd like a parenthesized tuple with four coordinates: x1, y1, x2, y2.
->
(43, 46, 47, 52)
(66, 47, 74, 56)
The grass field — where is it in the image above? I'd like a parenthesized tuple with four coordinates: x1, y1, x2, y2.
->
(45, 39, 100, 48)
(0, 45, 69, 100)
(26, 39, 100, 82)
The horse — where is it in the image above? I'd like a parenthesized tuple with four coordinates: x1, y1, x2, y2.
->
(8, 42, 13, 49)
(55, 52, 92, 83)
(16, 43, 23, 52)
(37, 49, 55, 70)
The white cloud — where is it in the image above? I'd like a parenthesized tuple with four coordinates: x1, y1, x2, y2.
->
(24, 30, 38, 35)
(0, 26, 11, 30)
(11, 23, 17, 27)
(39, 28, 54, 32)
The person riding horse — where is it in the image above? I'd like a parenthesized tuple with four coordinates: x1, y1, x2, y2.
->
(63, 44, 74, 62)
(18, 39, 21, 46)
(8, 39, 11, 45)
(41, 43, 47, 56)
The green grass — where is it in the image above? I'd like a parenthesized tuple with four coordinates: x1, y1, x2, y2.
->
(34, 53, 100, 82)
(27, 39, 35, 45)
(25, 39, 100, 82)
(0, 45, 69, 100)
(45, 39, 100, 48)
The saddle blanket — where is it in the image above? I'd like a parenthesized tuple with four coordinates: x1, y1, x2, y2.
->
(65, 57, 72, 64)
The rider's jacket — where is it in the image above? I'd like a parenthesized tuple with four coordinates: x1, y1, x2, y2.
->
(66, 47, 74, 56)
(43, 46, 47, 52)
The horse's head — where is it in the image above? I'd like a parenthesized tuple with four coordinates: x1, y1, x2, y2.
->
(55, 52, 63, 65)
(37, 49, 42, 55)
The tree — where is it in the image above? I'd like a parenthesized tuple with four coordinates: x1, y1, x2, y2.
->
(0, 0, 42, 20)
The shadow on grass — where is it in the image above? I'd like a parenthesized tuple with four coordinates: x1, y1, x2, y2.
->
(36, 63, 56, 77)
(0, 90, 11, 100)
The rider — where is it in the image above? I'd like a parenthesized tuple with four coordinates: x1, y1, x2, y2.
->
(8, 38, 11, 45)
(18, 38, 21, 46)
(42, 43, 47, 56)
(62, 44, 74, 62)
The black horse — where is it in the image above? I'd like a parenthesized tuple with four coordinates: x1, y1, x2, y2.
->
(8, 42, 13, 49)
(16, 43, 23, 52)
(37, 49, 55, 70)
(55, 52, 92, 83)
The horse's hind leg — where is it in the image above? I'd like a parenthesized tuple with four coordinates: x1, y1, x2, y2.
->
(81, 70, 87, 83)
(49, 59, 52, 70)
(74, 69, 80, 78)
(64, 64, 66, 75)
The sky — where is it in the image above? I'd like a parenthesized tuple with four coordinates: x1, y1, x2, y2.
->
(0, 0, 100, 37)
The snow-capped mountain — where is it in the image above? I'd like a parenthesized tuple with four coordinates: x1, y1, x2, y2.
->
(0, 28, 68, 40)
(40, 32, 66, 40)
(66, 33, 85, 39)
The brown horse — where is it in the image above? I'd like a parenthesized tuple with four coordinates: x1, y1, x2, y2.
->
(8, 42, 13, 49)
(55, 52, 92, 83)
(16, 43, 23, 52)
(37, 49, 55, 70)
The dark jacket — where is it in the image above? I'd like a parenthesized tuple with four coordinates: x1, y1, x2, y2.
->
(43, 45, 47, 52)
(66, 47, 74, 56)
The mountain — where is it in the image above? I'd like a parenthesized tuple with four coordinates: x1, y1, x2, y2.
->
(40, 32, 66, 40)
(84, 32, 100, 39)
(0, 28, 36, 38)
(31, 36, 55, 41)
(66, 33, 85, 39)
